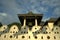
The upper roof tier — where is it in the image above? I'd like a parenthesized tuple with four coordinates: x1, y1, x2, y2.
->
(18, 11, 43, 19)
(18, 12, 43, 25)
(18, 12, 43, 17)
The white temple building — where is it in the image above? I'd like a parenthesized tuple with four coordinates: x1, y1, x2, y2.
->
(0, 12, 60, 40)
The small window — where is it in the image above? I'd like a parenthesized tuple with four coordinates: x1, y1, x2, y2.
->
(4, 35, 6, 38)
(41, 36, 43, 39)
(43, 32, 48, 34)
(54, 32, 56, 34)
(10, 35, 12, 38)
(0, 35, 1, 37)
(4, 27, 6, 29)
(3, 31, 4, 33)
(29, 36, 30, 39)
(47, 36, 50, 39)
(35, 28, 37, 29)
(27, 32, 28, 33)
(38, 32, 40, 33)
(24, 28, 26, 29)
(24, 31, 25, 33)
(14, 27, 15, 29)
(45, 28, 47, 30)
(46, 32, 48, 34)
(16, 36, 18, 39)
(35, 36, 37, 39)
(35, 32, 37, 34)
(54, 36, 56, 39)
(49, 32, 50, 34)
(43, 32, 45, 34)
(16, 32, 17, 33)
(13, 31, 15, 33)
(32, 32, 34, 33)
(57, 32, 59, 34)
(22, 36, 25, 38)
(59, 25, 60, 27)
(40, 28, 42, 30)
(56, 28, 58, 30)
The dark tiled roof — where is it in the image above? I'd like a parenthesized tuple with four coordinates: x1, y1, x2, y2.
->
(18, 12, 43, 16)
(54, 17, 60, 25)
(43, 18, 57, 26)
(48, 18, 57, 22)
(0, 22, 2, 28)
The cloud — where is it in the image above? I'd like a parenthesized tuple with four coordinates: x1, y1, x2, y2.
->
(0, 13, 7, 22)
(41, 0, 60, 7)
(0, 0, 60, 24)
(52, 7, 60, 17)
(0, 13, 7, 17)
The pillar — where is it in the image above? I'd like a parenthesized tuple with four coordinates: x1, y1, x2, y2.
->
(23, 18, 26, 26)
(35, 19, 38, 26)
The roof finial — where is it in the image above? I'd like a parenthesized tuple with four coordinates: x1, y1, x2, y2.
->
(28, 11, 33, 14)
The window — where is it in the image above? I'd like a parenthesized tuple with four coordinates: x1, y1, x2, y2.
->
(54, 32, 56, 34)
(10, 35, 12, 38)
(49, 32, 51, 34)
(24, 28, 26, 29)
(43, 32, 45, 34)
(29, 36, 30, 39)
(24, 31, 25, 33)
(35, 36, 37, 39)
(54, 36, 56, 39)
(35, 28, 37, 29)
(16, 36, 18, 39)
(3, 31, 4, 33)
(14, 27, 15, 29)
(35, 32, 37, 34)
(38, 32, 40, 33)
(43, 32, 48, 34)
(41, 36, 43, 39)
(45, 28, 47, 30)
(47, 36, 50, 39)
(56, 28, 58, 30)
(40, 28, 42, 30)
(4, 27, 6, 29)
(57, 32, 59, 34)
(46, 32, 48, 34)
(32, 32, 34, 33)
(26, 32, 28, 33)
(16, 32, 17, 33)
(13, 31, 15, 33)
(22, 36, 25, 38)
(4, 35, 6, 38)
(0, 35, 1, 37)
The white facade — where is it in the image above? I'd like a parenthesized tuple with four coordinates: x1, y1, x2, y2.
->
(0, 24, 60, 40)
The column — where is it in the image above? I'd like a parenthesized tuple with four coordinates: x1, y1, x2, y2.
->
(23, 18, 26, 26)
(35, 19, 38, 26)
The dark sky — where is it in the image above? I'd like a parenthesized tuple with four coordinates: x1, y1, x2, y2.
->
(0, 0, 60, 25)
